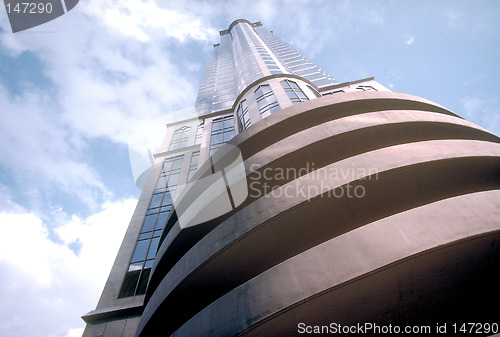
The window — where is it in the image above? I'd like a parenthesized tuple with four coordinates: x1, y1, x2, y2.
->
(119, 155, 184, 298)
(210, 116, 235, 156)
(195, 123, 204, 145)
(281, 79, 309, 104)
(169, 126, 191, 150)
(236, 100, 251, 132)
(156, 155, 184, 191)
(356, 85, 377, 91)
(188, 151, 200, 181)
(255, 84, 280, 118)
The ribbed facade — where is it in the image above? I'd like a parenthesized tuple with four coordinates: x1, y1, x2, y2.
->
(83, 20, 500, 337)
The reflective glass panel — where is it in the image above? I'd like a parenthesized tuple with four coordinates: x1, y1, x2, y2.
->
(142, 214, 157, 232)
(131, 240, 149, 263)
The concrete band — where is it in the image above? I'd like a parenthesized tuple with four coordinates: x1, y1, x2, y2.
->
(173, 190, 500, 336)
(139, 145, 500, 336)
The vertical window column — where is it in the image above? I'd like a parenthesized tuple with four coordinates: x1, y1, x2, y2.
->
(188, 151, 200, 181)
(195, 123, 204, 145)
(119, 155, 184, 298)
(236, 99, 251, 132)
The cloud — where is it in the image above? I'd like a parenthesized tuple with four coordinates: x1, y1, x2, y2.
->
(84, 0, 218, 43)
(63, 328, 84, 337)
(0, 85, 109, 212)
(405, 35, 415, 46)
(0, 0, 219, 216)
(0, 197, 137, 337)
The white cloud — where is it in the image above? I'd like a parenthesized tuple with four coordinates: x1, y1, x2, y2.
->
(0, 212, 59, 285)
(33, 2, 208, 144)
(83, 0, 218, 43)
(405, 35, 415, 46)
(63, 328, 84, 337)
(0, 85, 109, 211)
(0, 0, 218, 214)
(253, 0, 279, 24)
(0, 197, 137, 337)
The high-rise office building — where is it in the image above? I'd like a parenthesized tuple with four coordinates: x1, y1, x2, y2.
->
(82, 19, 500, 337)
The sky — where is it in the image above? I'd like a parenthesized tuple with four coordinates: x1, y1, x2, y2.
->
(0, 1, 498, 336)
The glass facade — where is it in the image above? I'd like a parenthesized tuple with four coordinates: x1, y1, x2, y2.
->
(118, 155, 183, 297)
(255, 25, 335, 87)
(195, 35, 237, 115)
(231, 23, 265, 94)
(194, 20, 336, 116)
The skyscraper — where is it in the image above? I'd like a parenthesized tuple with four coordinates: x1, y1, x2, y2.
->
(82, 20, 500, 337)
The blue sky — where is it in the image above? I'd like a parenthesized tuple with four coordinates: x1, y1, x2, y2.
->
(0, 1, 498, 336)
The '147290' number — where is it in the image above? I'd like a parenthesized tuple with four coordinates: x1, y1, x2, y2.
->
(6, 2, 53, 14)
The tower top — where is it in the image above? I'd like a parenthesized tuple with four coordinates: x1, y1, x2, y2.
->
(220, 19, 262, 36)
